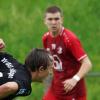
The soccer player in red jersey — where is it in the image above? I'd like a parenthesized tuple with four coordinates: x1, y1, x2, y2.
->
(42, 6, 92, 100)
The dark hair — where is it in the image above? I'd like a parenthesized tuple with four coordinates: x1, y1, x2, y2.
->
(25, 48, 52, 72)
(45, 6, 63, 15)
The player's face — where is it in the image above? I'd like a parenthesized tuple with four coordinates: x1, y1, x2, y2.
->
(44, 12, 63, 34)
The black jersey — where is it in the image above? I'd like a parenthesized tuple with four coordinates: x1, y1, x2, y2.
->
(0, 52, 32, 100)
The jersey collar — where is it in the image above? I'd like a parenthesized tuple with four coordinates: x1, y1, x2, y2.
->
(49, 27, 64, 37)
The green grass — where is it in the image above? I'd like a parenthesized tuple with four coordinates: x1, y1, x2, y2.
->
(86, 77, 100, 100)
(0, 0, 100, 100)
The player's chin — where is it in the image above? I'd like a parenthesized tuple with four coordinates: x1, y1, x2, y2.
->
(52, 28, 57, 31)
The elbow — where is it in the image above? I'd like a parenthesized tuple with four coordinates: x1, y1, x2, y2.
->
(88, 60, 92, 71)
(85, 57, 92, 71)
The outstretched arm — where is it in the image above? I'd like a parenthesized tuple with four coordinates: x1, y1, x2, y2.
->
(0, 82, 18, 99)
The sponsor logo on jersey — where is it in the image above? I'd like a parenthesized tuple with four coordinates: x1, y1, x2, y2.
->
(51, 44, 56, 50)
(46, 48, 50, 51)
(16, 89, 27, 95)
(0, 72, 3, 77)
(57, 46, 62, 54)
(8, 68, 16, 78)
(53, 55, 63, 71)
(1, 57, 16, 79)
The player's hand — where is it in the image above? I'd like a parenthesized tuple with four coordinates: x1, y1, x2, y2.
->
(0, 39, 5, 50)
(62, 78, 78, 93)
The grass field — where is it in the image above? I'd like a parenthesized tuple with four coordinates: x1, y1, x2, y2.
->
(0, 0, 100, 100)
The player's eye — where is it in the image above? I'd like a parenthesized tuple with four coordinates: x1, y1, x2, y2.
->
(54, 18, 60, 20)
(48, 18, 60, 21)
(48, 18, 53, 21)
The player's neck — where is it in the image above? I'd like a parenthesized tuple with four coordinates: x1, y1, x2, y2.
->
(52, 26, 63, 36)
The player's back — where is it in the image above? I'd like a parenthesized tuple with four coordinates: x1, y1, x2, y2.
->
(0, 52, 32, 100)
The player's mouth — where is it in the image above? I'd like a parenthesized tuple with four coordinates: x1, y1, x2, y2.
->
(51, 26, 57, 29)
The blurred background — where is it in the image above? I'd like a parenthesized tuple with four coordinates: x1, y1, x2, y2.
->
(0, 0, 100, 100)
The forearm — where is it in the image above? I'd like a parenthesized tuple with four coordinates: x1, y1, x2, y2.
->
(0, 82, 18, 99)
(75, 57, 92, 80)
(63, 57, 92, 93)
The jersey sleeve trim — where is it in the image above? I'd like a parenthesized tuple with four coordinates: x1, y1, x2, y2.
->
(15, 80, 31, 96)
(78, 54, 87, 61)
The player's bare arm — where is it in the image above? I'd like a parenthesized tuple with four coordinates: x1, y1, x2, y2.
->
(63, 56, 92, 93)
(75, 56, 92, 79)
(0, 82, 18, 99)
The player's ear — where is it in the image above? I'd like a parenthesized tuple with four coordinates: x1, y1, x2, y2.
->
(44, 16, 47, 25)
(44, 19, 47, 25)
(39, 66, 45, 72)
(44, 14, 46, 24)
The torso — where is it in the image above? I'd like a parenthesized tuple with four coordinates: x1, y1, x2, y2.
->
(42, 28, 87, 98)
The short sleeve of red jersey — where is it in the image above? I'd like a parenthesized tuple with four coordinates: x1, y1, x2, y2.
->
(63, 31, 87, 61)
(42, 33, 48, 48)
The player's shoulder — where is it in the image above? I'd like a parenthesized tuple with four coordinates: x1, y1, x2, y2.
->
(17, 64, 31, 78)
(63, 28, 79, 41)
(63, 28, 77, 38)
(43, 32, 50, 38)
(0, 52, 12, 57)
(0, 52, 13, 61)
(62, 28, 81, 46)
(0, 52, 23, 69)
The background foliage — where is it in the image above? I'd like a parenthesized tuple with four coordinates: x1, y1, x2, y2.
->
(0, 0, 100, 100)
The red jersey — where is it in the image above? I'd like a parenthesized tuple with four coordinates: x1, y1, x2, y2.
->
(42, 28, 87, 99)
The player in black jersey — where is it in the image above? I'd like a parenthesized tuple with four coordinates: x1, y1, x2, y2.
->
(0, 47, 53, 100)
